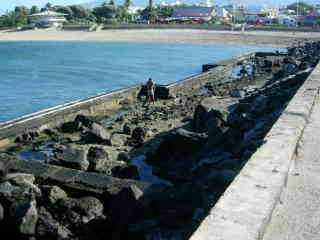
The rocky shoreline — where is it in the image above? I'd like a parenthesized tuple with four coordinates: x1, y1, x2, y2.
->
(1, 41, 320, 240)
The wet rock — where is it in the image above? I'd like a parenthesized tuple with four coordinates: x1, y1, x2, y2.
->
(117, 152, 130, 162)
(56, 147, 89, 171)
(132, 127, 147, 144)
(123, 123, 132, 135)
(15, 200, 38, 235)
(60, 121, 82, 133)
(87, 147, 108, 172)
(112, 165, 140, 180)
(110, 133, 127, 147)
(41, 185, 68, 205)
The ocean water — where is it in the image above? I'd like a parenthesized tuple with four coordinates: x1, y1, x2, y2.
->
(0, 41, 275, 123)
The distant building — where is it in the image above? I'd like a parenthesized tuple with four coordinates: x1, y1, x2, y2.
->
(171, 6, 214, 22)
(29, 10, 67, 28)
(216, 7, 232, 22)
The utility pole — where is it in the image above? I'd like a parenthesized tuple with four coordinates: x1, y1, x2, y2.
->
(296, 0, 299, 27)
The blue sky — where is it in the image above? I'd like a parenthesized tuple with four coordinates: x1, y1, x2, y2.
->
(0, 0, 317, 13)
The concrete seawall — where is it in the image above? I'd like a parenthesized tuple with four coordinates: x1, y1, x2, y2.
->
(0, 53, 252, 149)
(190, 62, 320, 239)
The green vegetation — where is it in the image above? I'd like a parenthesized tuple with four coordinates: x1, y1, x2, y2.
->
(287, 2, 314, 16)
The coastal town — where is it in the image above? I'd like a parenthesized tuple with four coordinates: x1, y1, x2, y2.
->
(0, 1, 320, 30)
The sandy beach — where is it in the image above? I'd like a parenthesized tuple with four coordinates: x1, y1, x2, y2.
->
(0, 28, 319, 47)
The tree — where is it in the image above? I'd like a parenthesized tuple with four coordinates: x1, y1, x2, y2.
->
(14, 6, 29, 26)
(93, 5, 117, 22)
(54, 6, 74, 20)
(287, 2, 314, 16)
(70, 5, 90, 19)
(45, 2, 53, 10)
(124, 0, 132, 9)
(30, 6, 40, 14)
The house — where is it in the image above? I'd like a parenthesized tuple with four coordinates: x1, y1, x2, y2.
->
(216, 7, 232, 22)
(171, 6, 214, 22)
(29, 10, 67, 28)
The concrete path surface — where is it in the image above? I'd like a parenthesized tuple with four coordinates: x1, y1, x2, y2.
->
(263, 96, 320, 240)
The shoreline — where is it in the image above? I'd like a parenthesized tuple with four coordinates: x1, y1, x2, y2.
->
(1, 29, 319, 47)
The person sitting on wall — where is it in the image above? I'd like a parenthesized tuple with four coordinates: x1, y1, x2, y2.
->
(146, 78, 156, 104)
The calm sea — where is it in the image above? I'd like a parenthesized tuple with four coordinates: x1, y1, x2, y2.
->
(0, 41, 275, 123)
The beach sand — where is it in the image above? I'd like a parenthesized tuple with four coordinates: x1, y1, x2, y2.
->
(0, 28, 319, 47)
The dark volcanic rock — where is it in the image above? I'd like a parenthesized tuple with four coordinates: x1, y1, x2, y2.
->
(60, 121, 82, 133)
(112, 165, 140, 180)
(41, 185, 68, 205)
(123, 123, 132, 135)
(36, 206, 73, 240)
(131, 127, 147, 144)
(0, 160, 7, 181)
(108, 184, 144, 235)
(0, 202, 3, 222)
(150, 128, 207, 165)
(84, 123, 111, 144)
(75, 115, 95, 128)
(87, 147, 108, 172)
(54, 196, 104, 227)
(55, 147, 89, 171)
(117, 152, 130, 162)
(15, 200, 38, 235)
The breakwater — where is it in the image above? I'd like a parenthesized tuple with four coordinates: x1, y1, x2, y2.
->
(0, 42, 319, 240)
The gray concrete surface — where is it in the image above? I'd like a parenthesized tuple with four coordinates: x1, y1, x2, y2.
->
(191, 64, 320, 240)
(263, 95, 320, 240)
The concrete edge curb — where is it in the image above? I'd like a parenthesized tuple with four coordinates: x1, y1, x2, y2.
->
(190, 64, 320, 240)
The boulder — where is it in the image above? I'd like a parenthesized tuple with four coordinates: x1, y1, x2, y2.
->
(60, 121, 82, 133)
(87, 147, 108, 172)
(15, 200, 38, 235)
(82, 123, 111, 144)
(112, 165, 140, 180)
(108, 185, 144, 231)
(54, 197, 104, 226)
(75, 115, 95, 128)
(110, 133, 127, 147)
(0, 202, 3, 222)
(0, 161, 7, 182)
(131, 127, 147, 144)
(36, 207, 72, 239)
(193, 97, 235, 133)
(117, 152, 130, 162)
(5, 173, 35, 185)
(41, 185, 68, 205)
(55, 147, 89, 171)
(76, 196, 104, 223)
(123, 123, 132, 135)
(150, 128, 207, 165)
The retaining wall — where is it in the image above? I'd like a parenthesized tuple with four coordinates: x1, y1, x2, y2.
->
(190, 62, 320, 239)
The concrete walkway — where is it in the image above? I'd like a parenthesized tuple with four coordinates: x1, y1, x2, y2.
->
(263, 96, 320, 240)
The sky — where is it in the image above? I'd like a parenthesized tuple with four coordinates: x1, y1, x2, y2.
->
(0, 0, 318, 13)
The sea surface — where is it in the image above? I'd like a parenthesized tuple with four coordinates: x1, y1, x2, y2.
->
(0, 41, 276, 123)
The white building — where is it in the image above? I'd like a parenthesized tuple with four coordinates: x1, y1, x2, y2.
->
(29, 10, 67, 28)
